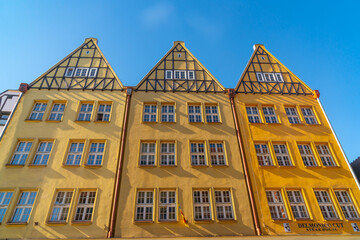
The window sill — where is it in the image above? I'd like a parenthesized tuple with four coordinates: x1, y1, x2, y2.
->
(142, 121, 158, 124)
(28, 164, 47, 168)
(289, 123, 305, 126)
(292, 218, 313, 223)
(134, 220, 154, 224)
(248, 122, 264, 125)
(258, 165, 277, 168)
(188, 122, 204, 124)
(159, 165, 177, 168)
(138, 165, 156, 168)
(304, 165, 322, 168)
(271, 219, 291, 223)
(160, 121, 176, 124)
(217, 219, 237, 223)
(278, 165, 296, 168)
(5, 164, 25, 168)
(84, 164, 102, 168)
(322, 165, 340, 168)
(304, 124, 321, 126)
(193, 219, 213, 224)
(24, 119, 42, 122)
(94, 120, 110, 123)
(7, 222, 28, 226)
(71, 221, 92, 225)
(323, 219, 342, 223)
(46, 221, 67, 226)
(63, 164, 81, 168)
(191, 165, 209, 168)
(210, 164, 228, 168)
(265, 122, 281, 125)
(205, 121, 222, 124)
(158, 220, 178, 224)
(46, 120, 62, 122)
(75, 120, 91, 123)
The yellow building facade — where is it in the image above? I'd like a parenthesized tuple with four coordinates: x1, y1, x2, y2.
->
(233, 44, 360, 236)
(0, 38, 127, 239)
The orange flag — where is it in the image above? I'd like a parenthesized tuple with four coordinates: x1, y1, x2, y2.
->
(179, 206, 189, 227)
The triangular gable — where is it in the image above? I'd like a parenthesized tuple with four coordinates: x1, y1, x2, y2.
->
(29, 38, 123, 91)
(235, 44, 313, 95)
(136, 41, 225, 93)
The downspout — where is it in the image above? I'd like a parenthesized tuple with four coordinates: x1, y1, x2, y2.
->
(228, 89, 261, 236)
(107, 87, 133, 238)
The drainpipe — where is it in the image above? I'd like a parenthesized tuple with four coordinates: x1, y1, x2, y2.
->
(228, 89, 261, 236)
(107, 87, 133, 238)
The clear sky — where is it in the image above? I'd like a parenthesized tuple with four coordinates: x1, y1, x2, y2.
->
(0, 0, 359, 161)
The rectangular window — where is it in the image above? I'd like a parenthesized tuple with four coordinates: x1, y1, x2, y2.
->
(86, 142, 104, 166)
(11, 191, 37, 223)
(65, 142, 84, 166)
(286, 190, 309, 219)
(273, 144, 292, 166)
(314, 190, 338, 220)
(49, 191, 73, 222)
(77, 103, 93, 121)
(32, 141, 53, 165)
(256, 72, 264, 82)
(174, 70, 186, 79)
(188, 105, 202, 123)
(275, 73, 284, 82)
(298, 144, 317, 166)
(160, 142, 175, 166)
(143, 104, 157, 122)
(135, 191, 153, 221)
(29, 102, 47, 120)
(49, 103, 65, 121)
(161, 104, 175, 122)
(205, 105, 220, 123)
(285, 107, 301, 124)
(65, 67, 75, 77)
(165, 70, 172, 79)
(266, 190, 287, 220)
(301, 107, 318, 124)
(0, 191, 13, 223)
(88, 68, 98, 77)
(209, 142, 226, 166)
(215, 190, 234, 220)
(140, 142, 156, 166)
(188, 71, 195, 80)
(316, 144, 336, 166)
(159, 190, 176, 221)
(74, 191, 96, 221)
(255, 143, 273, 166)
(246, 106, 261, 123)
(262, 106, 278, 123)
(193, 190, 211, 221)
(74, 68, 88, 77)
(191, 142, 206, 166)
(264, 73, 276, 82)
(335, 190, 359, 219)
(96, 104, 111, 121)
(0, 112, 10, 125)
(10, 141, 32, 165)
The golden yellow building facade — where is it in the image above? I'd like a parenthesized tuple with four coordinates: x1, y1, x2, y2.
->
(233, 44, 360, 236)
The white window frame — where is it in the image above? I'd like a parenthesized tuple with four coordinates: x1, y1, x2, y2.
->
(88, 68, 98, 78)
(286, 190, 309, 219)
(266, 190, 288, 220)
(273, 144, 292, 166)
(49, 191, 73, 222)
(174, 70, 187, 79)
(29, 102, 47, 120)
(190, 142, 206, 166)
(165, 70, 173, 79)
(214, 190, 234, 220)
(246, 106, 261, 123)
(65, 142, 84, 166)
(74, 191, 96, 222)
(256, 72, 264, 82)
(315, 144, 336, 166)
(11, 191, 37, 223)
(74, 68, 88, 77)
(161, 104, 175, 122)
(255, 143, 273, 166)
(264, 73, 276, 82)
(301, 107, 318, 125)
(65, 67, 75, 77)
(193, 190, 212, 221)
(188, 71, 195, 80)
(135, 191, 153, 221)
(160, 142, 175, 166)
(275, 73, 284, 82)
(86, 142, 105, 166)
(143, 104, 157, 122)
(0, 191, 13, 223)
(188, 105, 202, 123)
(314, 190, 338, 220)
(159, 190, 176, 221)
(285, 107, 301, 124)
(0, 111, 10, 126)
(298, 144, 317, 166)
(77, 103, 93, 121)
(10, 141, 32, 165)
(205, 105, 220, 123)
(32, 141, 53, 165)
(335, 190, 359, 220)
(140, 142, 156, 166)
(262, 106, 278, 123)
(209, 142, 226, 166)
(49, 103, 65, 121)
(96, 104, 111, 122)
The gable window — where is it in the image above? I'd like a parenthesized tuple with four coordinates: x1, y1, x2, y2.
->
(165, 70, 172, 79)
(286, 190, 309, 219)
(301, 107, 318, 124)
(143, 104, 157, 122)
(96, 104, 111, 121)
(335, 190, 359, 219)
(32, 141, 53, 165)
(298, 144, 317, 166)
(11, 191, 37, 223)
(49, 103, 65, 121)
(285, 107, 301, 124)
(188, 105, 202, 123)
(191, 142, 206, 166)
(159, 190, 176, 221)
(0, 191, 13, 223)
(315, 144, 336, 166)
(255, 143, 273, 166)
(74, 191, 96, 222)
(74, 68, 88, 77)
(215, 190, 234, 220)
(77, 103, 93, 121)
(140, 142, 156, 166)
(161, 104, 175, 122)
(174, 70, 186, 79)
(314, 190, 338, 220)
(88, 68, 97, 77)
(256, 73, 264, 82)
(262, 106, 278, 123)
(275, 73, 284, 82)
(65, 67, 75, 77)
(193, 190, 211, 221)
(205, 105, 220, 123)
(49, 191, 73, 222)
(209, 142, 226, 166)
(135, 191, 153, 221)
(86, 142, 104, 166)
(188, 71, 195, 80)
(266, 190, 287, 220)
(10, 141, 32, 165)
(65, 142, 84, 166)
(264, 73, 276, 82)
(273, 144, 292, 166)
(246, 106, 261, 123)
(0, 112, 10, 125)
(160, 142, 175, 166)
(29, 102, 47, 120)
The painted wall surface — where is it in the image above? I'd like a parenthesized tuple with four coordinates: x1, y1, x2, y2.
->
(234, 93, 360, 235)
(114, 91, 255, 238)
(0, 89, 126, 239)
(0, 90, 21, 137)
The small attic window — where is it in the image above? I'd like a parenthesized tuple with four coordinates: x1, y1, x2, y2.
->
(65, 67, 75, 77)
(86, 51, 90, 55)
(178, 53, 181, 58)
(261, 57, 265, 60)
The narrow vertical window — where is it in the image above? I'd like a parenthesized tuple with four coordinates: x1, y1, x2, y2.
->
(159, 190, 176, 221)
(301, 107, 318, 124)
(10, 141, 32, 165)
(49, 191, 73, 222)
(266, 190, 287, 220)
(74, 191, 96, 221)
(180, 71, 186, 79)
(135, 191, 153, 221)
(256, 72, 264, 82)
(335, 190, 359, 219)
(65, 67, 74, 77)
(246, 106, 261, 123)
(314, 190, 338, 220)
(209, 142, 226, 166)
(165, 70, 172, 79)
(262, 106, 278, 123)
(140, 142, 156, 166)
(0, 192, 13, 223)
(193, 190, 211, 221)
(49, 103, 65, 121)
(188, 71, 195, 80)
(215, 190, 234, 220)
(275, 73, 284, 82)
(96, 104, 111, 121)
(88, 68, 98, 77)
(191, 142, 206, 166)
(188, 105, 202, 123)
(77, 103, 93, 121)
(298, 144, 317, 166)
(264, 73, 276, 82)
(143, 104, 157, 122)
(29, 102, 47, 120)
(32, 141, 53, 165)
(86, 142, 104, 166)
(273, 144, 292, 166)
(174, 71, 180, 79)
(11, 191, 37, 223)
(160, 142, 175, 166)
(315, 144, 336, 166)
(255, 143, 273, 166)
(161, 104, 175, 122)
(205, 105, 220, 123)
(286, 190, 309, 219)
(285, 107, 301, 124)
(65, 142, 84, 166)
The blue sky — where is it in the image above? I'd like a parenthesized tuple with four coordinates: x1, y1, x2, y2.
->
(0, 0, 359, 161)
